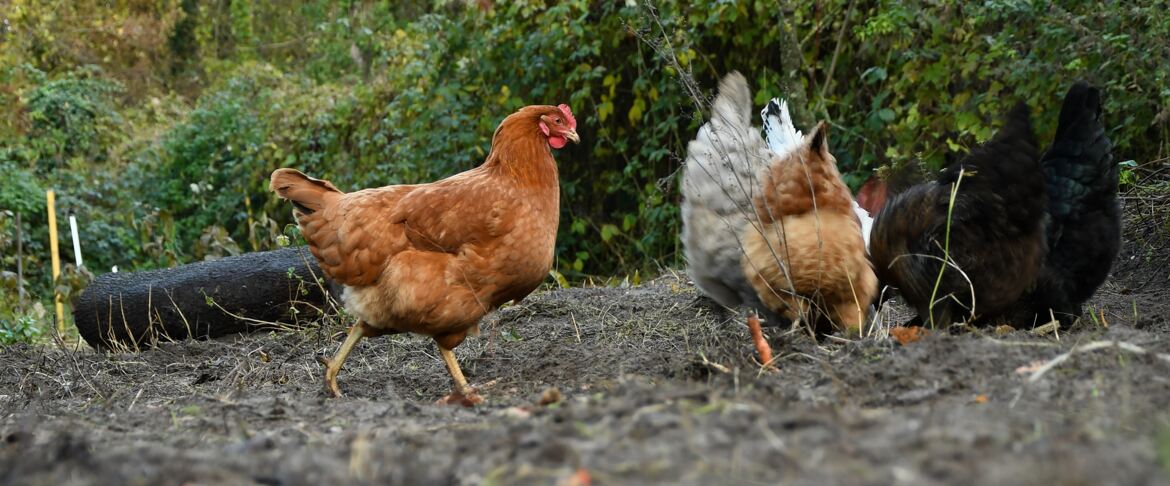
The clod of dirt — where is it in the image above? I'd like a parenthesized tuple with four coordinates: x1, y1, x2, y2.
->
(540, 387, 564, 406)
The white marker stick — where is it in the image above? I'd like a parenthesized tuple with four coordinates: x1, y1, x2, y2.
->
(69, 213, 83, 267)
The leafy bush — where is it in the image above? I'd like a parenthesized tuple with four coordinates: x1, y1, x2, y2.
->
(823, 1, 1170, 171)
(0, 0, 1167, 328)
(0, 209, 50, 344)
(22, 67, 125, 170)
(0, 313, 43, 345)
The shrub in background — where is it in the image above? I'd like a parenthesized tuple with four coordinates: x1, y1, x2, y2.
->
(0, 1, 1167, 338)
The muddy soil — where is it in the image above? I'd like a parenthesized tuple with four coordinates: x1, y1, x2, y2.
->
(2, 227, 1169, 485)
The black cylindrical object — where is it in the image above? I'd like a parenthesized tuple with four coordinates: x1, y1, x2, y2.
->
(72, 247, 340, 350)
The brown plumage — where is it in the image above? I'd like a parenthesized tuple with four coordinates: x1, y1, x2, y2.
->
(270, 104, 579, 403)
(741, 123, 878, 335)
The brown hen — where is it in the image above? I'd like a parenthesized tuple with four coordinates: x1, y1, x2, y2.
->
(270, 104, 578, 404)
(741, 123, 878, 335)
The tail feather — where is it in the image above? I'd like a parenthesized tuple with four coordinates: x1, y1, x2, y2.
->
(708, 72, 754, 134)
(852, 200, 873, 249)
(1042, 81, 1114, 223)
(269, 168, 343, 215)
(1025, 81, 1119, 323)
(761, 98, 803, 156)
(680, 71, 771, 311)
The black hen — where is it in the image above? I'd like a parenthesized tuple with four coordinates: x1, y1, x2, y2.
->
(870, 104, 1048, 327)
(1020, 82, 1120, 325)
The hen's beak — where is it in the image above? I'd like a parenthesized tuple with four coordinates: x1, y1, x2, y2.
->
(564, 129, 580, 144)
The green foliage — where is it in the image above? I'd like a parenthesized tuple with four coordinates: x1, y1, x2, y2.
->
(0, 313, 42, 345)
(0, 210, 51, 344)
(0, 0, 185, 97)
(229, 1, 256, 59)
(822, 1, 1170, 171)
(1119, 160, 1139, 188)
(0, 163, 44, 216)
(0, 0, 1168, 329)
(22, 68, 124, 170)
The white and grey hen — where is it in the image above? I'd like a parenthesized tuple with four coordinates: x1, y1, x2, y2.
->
(681, 72, 873, 323)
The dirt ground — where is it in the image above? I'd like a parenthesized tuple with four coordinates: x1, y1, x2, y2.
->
(3, 221, 1170, 485)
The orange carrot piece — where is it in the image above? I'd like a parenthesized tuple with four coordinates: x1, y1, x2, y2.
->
(747, 314, 774, 368)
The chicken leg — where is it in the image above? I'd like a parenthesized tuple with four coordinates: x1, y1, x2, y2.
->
(317, 321, 372, 398)
(437, 346, 484, 406)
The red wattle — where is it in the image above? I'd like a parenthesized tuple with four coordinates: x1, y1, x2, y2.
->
(548, 136, 567, 149)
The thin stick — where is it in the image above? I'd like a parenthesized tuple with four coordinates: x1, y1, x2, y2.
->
(47, 190, 64, 334)
(889, 252, 977, 322)
(15, 211, 24, 311)
(50, 331, 106, 400)
(1027, 340, 1170, 383)
(698, 351, 731, 374)
(203, 292, 301, 333)
(128, 388, 145, 412)
(69, 212, 82, 267)
(817, 0, 859, 119)
(571, 311, 582, 343)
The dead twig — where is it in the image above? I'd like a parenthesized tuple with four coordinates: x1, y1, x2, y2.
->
(1025, 340, 1170, 383)
(697, 351, 731, 374)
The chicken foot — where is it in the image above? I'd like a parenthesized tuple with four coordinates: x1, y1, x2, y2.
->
(317, 321, 372, 398)
(436, 346, 484, 406)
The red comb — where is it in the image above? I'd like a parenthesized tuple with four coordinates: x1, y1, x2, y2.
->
(557, 104, 576, 129)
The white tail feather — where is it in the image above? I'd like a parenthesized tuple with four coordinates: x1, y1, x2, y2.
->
(762, 97, 874, 249)
(761, 98, 803, 157)
(852, 200, 874, 249)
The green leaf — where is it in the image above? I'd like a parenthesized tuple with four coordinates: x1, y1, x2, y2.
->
(501, 327, 523, 342)
(600, 223, 620, 242)
(597, 101, 613, 122)
(571, 219, 587, 235)
(628, 97, 646, 125)
(549, 269, 571, 289)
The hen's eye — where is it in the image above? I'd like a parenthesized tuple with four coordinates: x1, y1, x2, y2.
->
(555, 118, 562, 124)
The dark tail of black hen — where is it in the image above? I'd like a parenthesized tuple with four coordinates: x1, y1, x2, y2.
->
(1022, 82, 1120, 326)
(1044, 82, 1115, 224)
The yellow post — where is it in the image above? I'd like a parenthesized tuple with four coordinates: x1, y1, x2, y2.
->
(47, 190, 64, 335)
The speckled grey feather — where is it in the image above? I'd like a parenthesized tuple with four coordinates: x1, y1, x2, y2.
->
(680, 72, 774, 314)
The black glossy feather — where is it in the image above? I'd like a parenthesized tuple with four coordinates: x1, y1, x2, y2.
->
(1022, 82, 1120, 325)
(870, 103, 1048, 327)
(873, 83, 1121, 328)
